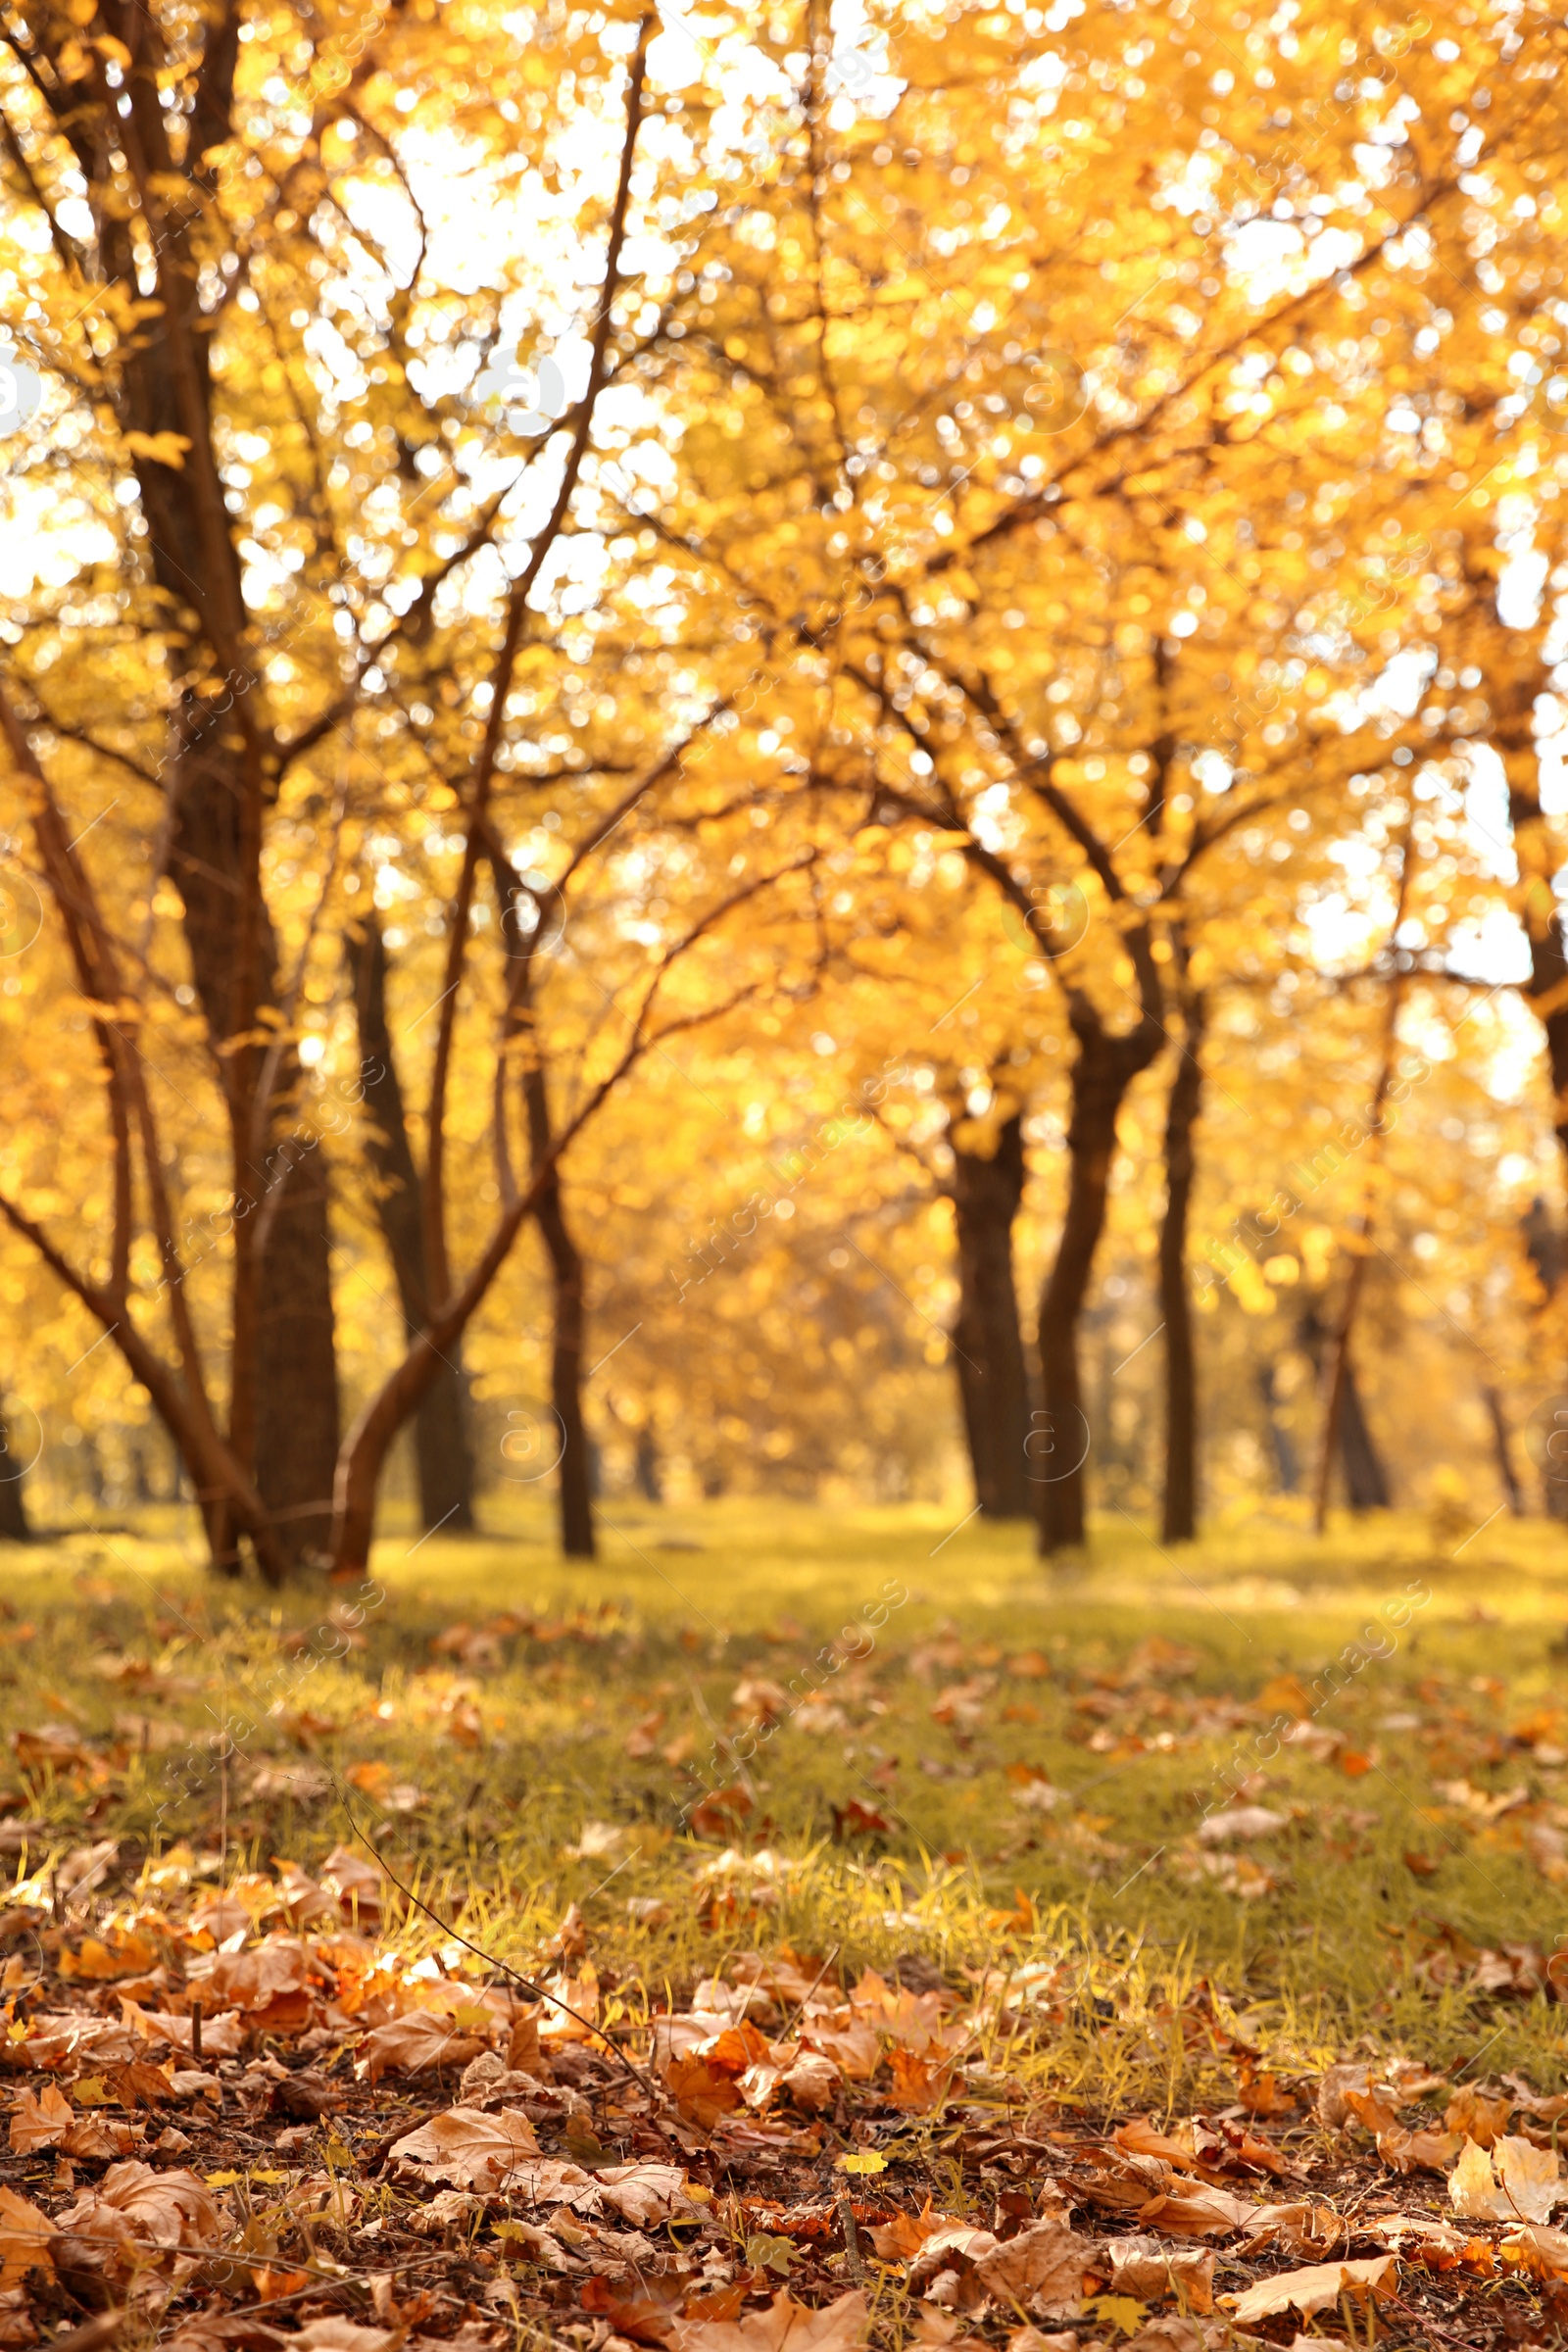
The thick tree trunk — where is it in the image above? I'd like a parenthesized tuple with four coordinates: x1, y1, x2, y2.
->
(88, 61, 339, 1575)
(1037, 1016, 1159, 1555)
(0, 1413, 31, 1541)
(950, 1111, 1032, 1518)
(347, 920, 475, 1533)
(635, 1427, 662, 1501)
(1256, 1362, 1299, 1494)
(1482, 1386, 1524, 1516)
(1297, 1306, 1392, 1512)
(1158, 990, 1204, 1544)
(533, 1175, 596, 1559)
(1338, 1357, 1392, 1510)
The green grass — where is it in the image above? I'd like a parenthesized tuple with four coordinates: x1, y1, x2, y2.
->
(6, 1495, 1568, 2118)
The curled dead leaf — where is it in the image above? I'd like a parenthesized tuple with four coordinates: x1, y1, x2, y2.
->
(1224, 2254, 1396, 2325)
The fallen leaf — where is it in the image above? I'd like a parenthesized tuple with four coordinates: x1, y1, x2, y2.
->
(9, 2084, 73, 2154)
(1377, 2125, 1461, 2176)
(354, 2011, 490, 2083)
(1502, 2221, 1568, 2280)
(0, 2188, 55, 2291)
(57, 2162, 225, 2267)
(1196, 1807, 1289, 1845)
(1098, 2237, 1213, 2314)
(1445, 2086, 1512, 2148)
(1448, 2133, 1567, 2223)
(975, 2221, 1097, 2317)
(1224, 2255, 1396, 2325)
(388, 2105, 539, 2189)
(1113, 2121, 1198, 2172)
(671, 2288, 868, 2352)
(294, 2327, 396, 2352)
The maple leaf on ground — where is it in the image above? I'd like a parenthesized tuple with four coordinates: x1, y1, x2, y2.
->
(122, 2000, 244, 2059)
(868, 2204, 959, 2261)
(57, 2163, 226, 2270)
(355, 2011, 492, 2083)
(1098, 2235, 1214, 2314)
(1376, 2124, 1462, 2175)
(1225, 2256, 1396, 2326)
(9, 2083, 73, 2153)
(1113, 2121, 1200, 2172)
(388, 2106, 539, 2188)
(1133, 2186, 1259, 2237)
(295, 2325, 398, 2352)
(1315, 2064, 1390, 2130)
(1502, 2221, 1568, 2280)
(1448, 2133, 1567, 2222)
(1446, 2086, 1512, 2147)
(1239, 2203, 1345, 2258)
(671, 2288, 868, 2352)
(596, 2162, 697, 2225)
(0, 2187, 55, 2291)
(974, 2222, 1097, 2317)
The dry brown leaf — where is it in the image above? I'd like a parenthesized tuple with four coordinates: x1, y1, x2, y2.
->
(355, 2011, 491, 2084)
(9, 2084, 73, 2155)
(58, 2162, 225, 2259)
(0, 2189, 55, 2292)
(1343, 2087, 1401, 2137)
(1239, 2203, 1345, 2258)
(1502, 2221, 1568, 2280)
(869, 2205, 958, 2262)
(1225, 2255, 1396, 2325)
(388, 2106, 539, 2189)
(1445, 2086, 1512, 2148)
(1376, 2125, 1462, 2175)
(597, 2164, 696, 2225)
(974, 2222, 1096, 2317)
(1314, 2063, 1384, 2131)
(1123, 2322, 1202, 2352)
(1448, 2133, 1567, 2223)
(1099, 2235, 1214, 2314)
(294, 2326, 398, 2352)
(1112, 2121, 1199, 2172)
(1134, 2186, 1258, 2237)
(671, 2288, 869, 2352)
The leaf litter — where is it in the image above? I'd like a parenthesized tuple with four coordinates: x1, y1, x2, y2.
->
(6, 1578, 1568, 2352)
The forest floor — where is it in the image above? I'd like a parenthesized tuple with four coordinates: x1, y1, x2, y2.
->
(2, 1497, 1568, 2352)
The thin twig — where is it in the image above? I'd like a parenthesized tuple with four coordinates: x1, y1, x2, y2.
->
(333, 1782, 662, 2104)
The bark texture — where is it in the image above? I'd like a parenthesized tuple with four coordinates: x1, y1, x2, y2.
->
(1037, 1014, 1161, 1553)
(347, 920, 475, 1533)
(1157, 986, 1204, 1544)
(0, 1413, 31, 1542)
(950, 1111, 1032, 1518)
(532, 1172, 596, 1558)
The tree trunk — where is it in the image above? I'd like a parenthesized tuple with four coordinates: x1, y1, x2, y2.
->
(1256, 1363, 1298, 1494)
(93, 54, 340, 1575)
(1297, 1305, 1391, 1511)
(1482, 1386, 1524, 1516)
(1338, 1355, 1392, 1510)
(0, 1412, 32, 1541)
(1037, 1016, 1158, 1555)
(533, 1174, 596, 1559)
(1158, 988, 1204, 1544)
(635, 1426, 662, 1501)
(347, 920, 475, 1533)
(950, 1111, 1032, 1517)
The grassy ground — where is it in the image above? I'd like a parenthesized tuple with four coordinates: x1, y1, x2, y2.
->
(7, 1494, 1568, 2119)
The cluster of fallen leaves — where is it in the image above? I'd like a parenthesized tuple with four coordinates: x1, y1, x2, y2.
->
(3, 1833, 1568, 2352)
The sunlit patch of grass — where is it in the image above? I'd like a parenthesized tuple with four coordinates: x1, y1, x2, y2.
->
(3, 1498, 1567, 2107)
